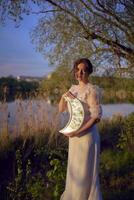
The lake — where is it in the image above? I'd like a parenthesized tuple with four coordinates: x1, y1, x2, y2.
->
(6, 100, 134, 117)
(0, 100, 134, 134)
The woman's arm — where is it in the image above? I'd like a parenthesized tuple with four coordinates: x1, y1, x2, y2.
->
(67, 115, 99, 137)
(76, 116, 99, 134)
(58, 95, 67, 113)
(67, 87, 102, 137)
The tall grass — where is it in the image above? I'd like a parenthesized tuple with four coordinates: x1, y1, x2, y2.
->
(0, 96, 66, 150)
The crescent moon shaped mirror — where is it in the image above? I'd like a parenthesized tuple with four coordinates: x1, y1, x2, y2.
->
(59, 96, 84, 135)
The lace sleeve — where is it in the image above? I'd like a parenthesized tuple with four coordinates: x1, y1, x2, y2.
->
(68, 85, 77, 95)
(69, 85, 74, 93)
(87, 86, 103, 119)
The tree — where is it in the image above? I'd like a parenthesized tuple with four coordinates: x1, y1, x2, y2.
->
(39, 65, 73, 104)
(0, 0, 134, 72)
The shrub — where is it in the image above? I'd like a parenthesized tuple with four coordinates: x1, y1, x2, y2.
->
(117, 112, 134, 151)
(100, 150, 134, 200)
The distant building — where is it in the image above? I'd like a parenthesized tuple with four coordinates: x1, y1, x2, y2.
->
(16, 76, 21, 81)
(16, 76, 43, 82)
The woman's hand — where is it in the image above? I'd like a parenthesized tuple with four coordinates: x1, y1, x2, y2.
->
(59, 91, 75, 113)
(65, 130, 80, 138)
(62, 91, 75, 99)
(65, 117, 100, 138)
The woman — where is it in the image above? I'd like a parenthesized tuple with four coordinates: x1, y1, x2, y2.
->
(59, 58, 103, 200)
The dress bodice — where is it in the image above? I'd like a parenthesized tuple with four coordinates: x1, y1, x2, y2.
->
(69, 83, 103, 121)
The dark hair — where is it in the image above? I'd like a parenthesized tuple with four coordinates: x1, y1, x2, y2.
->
(72, 58, 93, 77)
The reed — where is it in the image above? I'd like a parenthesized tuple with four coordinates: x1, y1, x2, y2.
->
(0, 95, 64, 149)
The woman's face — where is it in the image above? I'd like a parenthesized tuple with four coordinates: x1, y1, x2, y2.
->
(75, 63, 89, 83)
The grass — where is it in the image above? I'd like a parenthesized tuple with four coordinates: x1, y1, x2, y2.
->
(0, 97, 63, 145)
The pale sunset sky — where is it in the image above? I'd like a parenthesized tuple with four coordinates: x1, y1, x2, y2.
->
(0, 11, 55, 78)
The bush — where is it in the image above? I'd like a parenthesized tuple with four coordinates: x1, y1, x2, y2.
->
(100, 150, 134, 200)
(99, 115, 124, 150)
(117, 112, 134, 151)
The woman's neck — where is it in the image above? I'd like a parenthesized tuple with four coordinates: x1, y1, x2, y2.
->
(78, 80, 89, 87)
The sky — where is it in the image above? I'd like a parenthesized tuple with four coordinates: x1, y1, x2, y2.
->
(0, 12, 55, 78)
(0, 2, 127, 78)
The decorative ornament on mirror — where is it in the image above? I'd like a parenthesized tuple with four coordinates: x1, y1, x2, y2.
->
(59, 96, 85, 135)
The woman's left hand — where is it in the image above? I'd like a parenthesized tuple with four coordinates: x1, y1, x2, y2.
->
(66, 130, 80, 137)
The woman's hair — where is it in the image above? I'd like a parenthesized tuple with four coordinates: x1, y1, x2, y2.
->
(72, 58, 93, 77)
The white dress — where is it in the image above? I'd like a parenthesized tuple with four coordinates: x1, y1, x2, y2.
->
(60, 83, 103, 200)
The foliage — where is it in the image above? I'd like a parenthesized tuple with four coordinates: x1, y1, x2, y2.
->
(0, 77, 39, 102)
(39, 65, 74, 104)
(27, 173, 46, 200)
(100, 150, 134, 200)
(99, 112, 134, 151)
(0, 134, 68, 200)
(99, 114, 125, 150)
(0, 1, 134, 72)
(117, 112, 134, 151)
(47, 158, 67, 199)
(6, 149, 31, 200)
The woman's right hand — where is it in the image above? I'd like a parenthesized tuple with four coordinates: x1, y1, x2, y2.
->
(62, 91, 75, 99)
(59, 91, 75, 112)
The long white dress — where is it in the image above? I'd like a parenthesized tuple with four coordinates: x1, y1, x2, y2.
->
(60, 83, 103, 200)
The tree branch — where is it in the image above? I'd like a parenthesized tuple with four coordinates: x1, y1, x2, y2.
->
(80, 0, 130, 39)
(96, 0, 132, 31)
(31, 9, 60, 15)
(87, 0, 132, 33)
(93, 47, 128, 58)
(85, 31, 134, 56)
